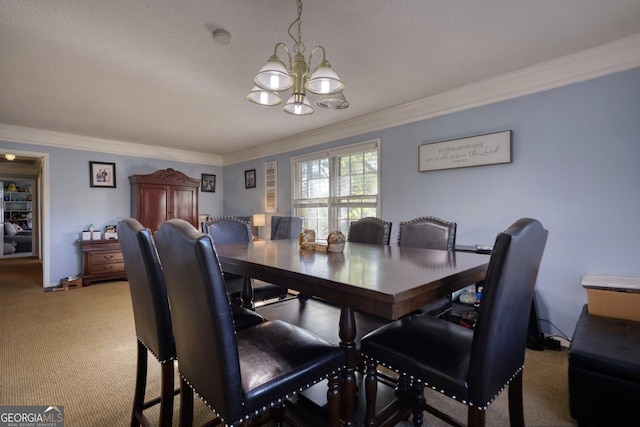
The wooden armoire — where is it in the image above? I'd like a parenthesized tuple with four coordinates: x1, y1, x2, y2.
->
(129, 168, 200, 232)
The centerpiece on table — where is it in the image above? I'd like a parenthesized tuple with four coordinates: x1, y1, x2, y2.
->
(327, 231, 346, 253)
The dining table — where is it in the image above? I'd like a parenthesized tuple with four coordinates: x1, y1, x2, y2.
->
(214, 239, 490, 426)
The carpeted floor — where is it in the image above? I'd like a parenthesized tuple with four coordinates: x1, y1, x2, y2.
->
(0, 257, 577, 426)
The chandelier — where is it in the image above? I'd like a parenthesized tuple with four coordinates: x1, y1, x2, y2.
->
(246, 0, 348, 115)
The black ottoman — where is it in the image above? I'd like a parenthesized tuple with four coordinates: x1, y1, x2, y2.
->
(568, 305, 640, 427)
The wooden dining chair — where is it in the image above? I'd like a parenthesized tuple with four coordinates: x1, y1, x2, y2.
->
(155, 219, 346, 427)
(347, 216, 392, 245)
(207, 216, 288, 305)
(398, 216, 457, 318)
(119, 219, 265, 427)
(361, 218, 548, 427)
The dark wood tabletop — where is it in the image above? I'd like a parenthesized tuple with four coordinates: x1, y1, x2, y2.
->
(215, 239, 489, 321)
(215, 239, 489, 425)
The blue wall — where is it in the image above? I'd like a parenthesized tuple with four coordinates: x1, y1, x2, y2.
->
(223, 67, 640, 337)
(2, 67, 638, 338)
(0, 141, 224, 285)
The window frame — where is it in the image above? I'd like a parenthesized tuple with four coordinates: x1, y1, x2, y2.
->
(291, 139, 381, 237)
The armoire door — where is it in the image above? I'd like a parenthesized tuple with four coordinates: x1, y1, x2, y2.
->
(170, 186, 198, 225)
(138, 184, 170, 233)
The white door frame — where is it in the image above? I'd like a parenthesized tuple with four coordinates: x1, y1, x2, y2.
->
(2, 148, 50, 287)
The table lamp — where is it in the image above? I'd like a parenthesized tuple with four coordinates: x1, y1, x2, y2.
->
(253, 213, 266, 240)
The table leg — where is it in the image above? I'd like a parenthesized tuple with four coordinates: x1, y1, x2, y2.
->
(339, 306, 356, 426)
(240, 277, 254, 309)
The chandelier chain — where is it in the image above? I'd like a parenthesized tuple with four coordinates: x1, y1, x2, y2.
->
(288, 0, 305, 54)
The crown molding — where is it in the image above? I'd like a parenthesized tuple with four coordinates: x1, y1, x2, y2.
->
(2, 34, 638, 167)
(0, 124, 224, 166)
(223, 33, 640, 165)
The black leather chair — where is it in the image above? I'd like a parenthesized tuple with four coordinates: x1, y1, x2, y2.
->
(207, 216, 288, 305)
(398, 216, 457, 318)
(119, 219, 264, 427)
(270, 215, 303, 240)
(118, 219, 177, 427)
(361, 218, 548, 427)
(397, 216, 456, 250)
(347, 217, 392, 245)
(155, 219, 346, 427)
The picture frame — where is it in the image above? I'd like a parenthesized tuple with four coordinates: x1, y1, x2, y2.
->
(245, 169, 256, 188)
(104, 224, 118, 239)
(201, 173, 216, 193)
(89, 161, 116, 188)
(419, 130, 512, 172)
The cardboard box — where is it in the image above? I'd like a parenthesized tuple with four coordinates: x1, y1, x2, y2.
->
(582, 275, 640, 322)
(60, 276, 82, 290)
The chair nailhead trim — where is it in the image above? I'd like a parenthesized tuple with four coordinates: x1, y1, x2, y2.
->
(362, 354, 524, 411)
(137, 336, 176, 364)
(180, 366, 345, 427)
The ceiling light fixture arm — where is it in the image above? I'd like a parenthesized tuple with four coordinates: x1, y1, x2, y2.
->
(273, 42, 292, 70)
(307, 45, 326, 74)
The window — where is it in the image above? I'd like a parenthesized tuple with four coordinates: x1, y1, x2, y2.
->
(292, 140, 380, 238)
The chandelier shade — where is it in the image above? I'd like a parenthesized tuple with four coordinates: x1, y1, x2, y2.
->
(246, 86, 282, 106)
(306, 58, 344, 95)
(246, 0, 347, 116)
(254, 53, 293, 92)
(316, 91, 349, 110)
(283, 93, 314, 115)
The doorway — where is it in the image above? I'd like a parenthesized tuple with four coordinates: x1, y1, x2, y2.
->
(0, 149, 49, 287)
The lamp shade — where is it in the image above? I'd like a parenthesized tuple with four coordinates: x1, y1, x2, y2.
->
(254, 54, 293, 91)
(247, 86, 282, 106)
(306, 59, 344, 95)
(252, 214, 266, 227)
(316, 91, 349, 109)
(283, 94, 314, 115)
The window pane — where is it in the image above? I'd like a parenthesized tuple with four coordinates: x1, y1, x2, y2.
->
(350, 153, 364, 175)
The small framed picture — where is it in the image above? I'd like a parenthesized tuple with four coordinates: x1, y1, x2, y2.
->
(201, 173, 216, 193)
(104, 224, 118, 239)
(89, 161, 116, 188)
(245, 169, 256, 188)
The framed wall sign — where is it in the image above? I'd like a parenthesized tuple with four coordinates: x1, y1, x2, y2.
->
(245, 169, 256, 188)
(89, 161, 116, 188)
(419, 130, 512, 172)
(201, 173, 216, 192)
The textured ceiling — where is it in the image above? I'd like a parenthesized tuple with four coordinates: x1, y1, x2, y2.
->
(1, 0, 640, 157)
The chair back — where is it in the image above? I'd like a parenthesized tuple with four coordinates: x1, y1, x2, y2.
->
(468, 218, 547, 405)
(207, 216, 252, 244)
(347, 217, 392, 245)
(118, 218, 175, 362)
(155, 219, 245, 422)
(270, 216, 303, 240)
(397, 216, 456, 250)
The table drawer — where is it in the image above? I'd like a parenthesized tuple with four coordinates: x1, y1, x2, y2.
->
(88, 251, 124, 265)
(87, 261, 125, 275)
